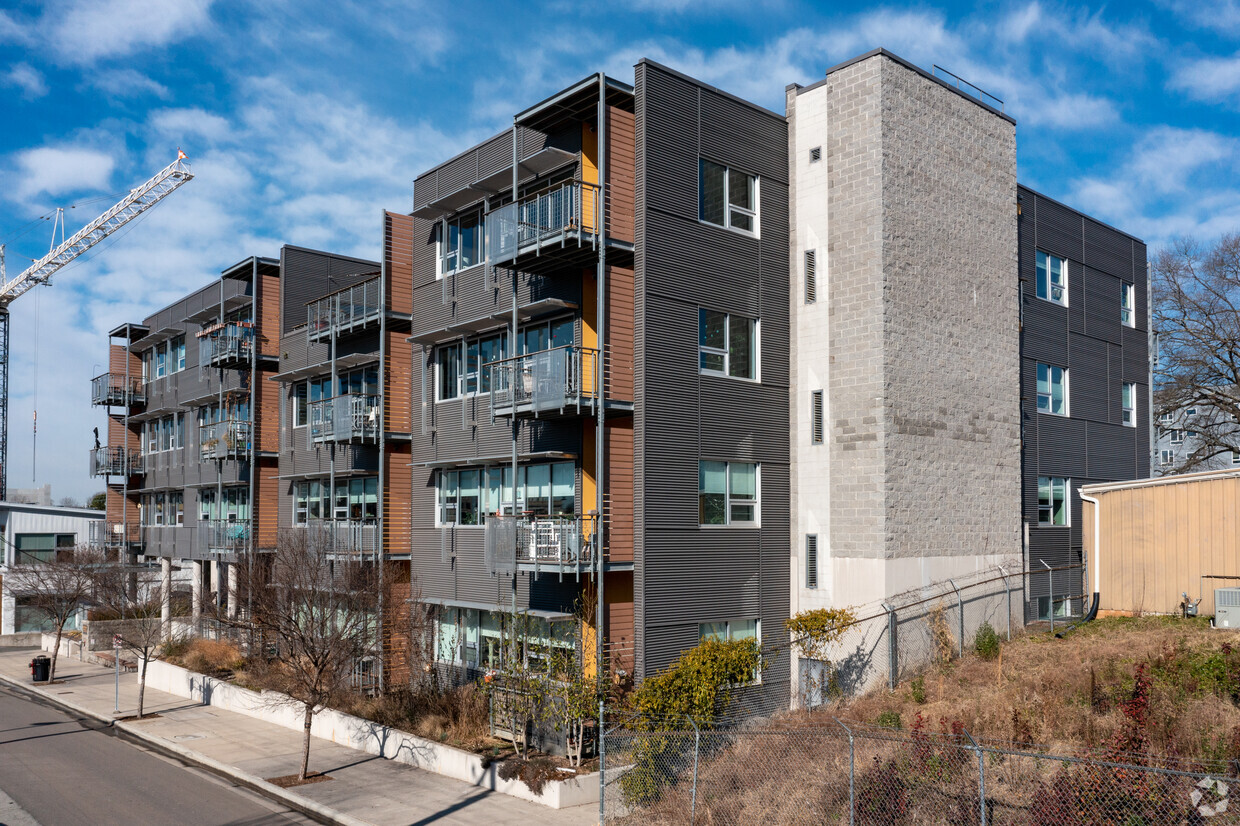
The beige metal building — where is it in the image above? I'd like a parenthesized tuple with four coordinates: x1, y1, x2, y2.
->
(1081, 469, 1240, 617)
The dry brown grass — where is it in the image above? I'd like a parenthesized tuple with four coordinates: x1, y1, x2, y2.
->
(172, 639, 246, 675)
(344, 683, 500, 753)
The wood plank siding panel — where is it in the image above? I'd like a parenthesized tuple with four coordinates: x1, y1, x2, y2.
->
(604, 419, 634, 563)
(384, 211, 414, 317)
(383, 443, 412, 557)
(384, 330, 412, 434)
(605, 265, 635, 403)
(606, 106, 636, 246)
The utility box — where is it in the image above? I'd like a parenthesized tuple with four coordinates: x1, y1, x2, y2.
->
(1215, 588, 1240, 628)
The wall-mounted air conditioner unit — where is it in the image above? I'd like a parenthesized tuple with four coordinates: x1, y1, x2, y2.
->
(1215, 588, 1240, 628)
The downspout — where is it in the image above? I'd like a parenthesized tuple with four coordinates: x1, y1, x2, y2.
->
(594, 73, 607, 685)
(1078, 489, 1101, 623)
(511, 121, 520, 620)
(377, 223, 388, 693)
(248, 258, 258, 624)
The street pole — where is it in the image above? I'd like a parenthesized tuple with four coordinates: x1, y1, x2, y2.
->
(113, 633, 121, 714)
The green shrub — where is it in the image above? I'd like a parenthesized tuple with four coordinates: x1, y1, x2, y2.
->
(876, 710, 902, 729)
(910, 675, 927, 705)
(974, 621, 1001, 661)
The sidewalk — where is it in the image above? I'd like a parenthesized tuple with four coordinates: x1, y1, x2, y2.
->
(0, 648, 597, 826)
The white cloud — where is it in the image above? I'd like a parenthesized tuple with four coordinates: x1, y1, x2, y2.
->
(149, 108, 232, 144)
(1158, 0, 1240, 37)
(91, 68, 170, 99)
(1168, 53, 1240, 104)
(13, 146, 116, 201)
(3, 0, 212, 65)
(6, 62, 47, 98)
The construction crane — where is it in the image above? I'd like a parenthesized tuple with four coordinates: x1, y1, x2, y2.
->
(0, 153, 194, 500)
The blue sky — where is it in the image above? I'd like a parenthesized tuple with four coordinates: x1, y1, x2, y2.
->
(1, 0, 1238, 502)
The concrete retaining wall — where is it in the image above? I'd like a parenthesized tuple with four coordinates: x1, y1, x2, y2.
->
(142, 659, 598, 809)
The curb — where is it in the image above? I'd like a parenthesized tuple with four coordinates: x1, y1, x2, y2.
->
(0, 671, 374, 826)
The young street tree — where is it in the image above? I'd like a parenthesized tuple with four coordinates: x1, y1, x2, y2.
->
(1153, 234, 1240, 471)
(5, 545, 103, 683)
(228, 530, 380, 781)
(90, 561, 172, 719)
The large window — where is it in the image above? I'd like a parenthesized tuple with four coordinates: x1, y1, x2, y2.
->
(13, 533, 73, 564)
(436, 318, 572, 402)
(699, 309, 757, 380)
(1122, 382, 1136, 426)
(468, 332, 507, 395)
(199, 487, 249, 522)
(1035, 250, 1067, 306)
(699, 618, 760, 681)
(1121, 282, 1135, 327)
(699, 159, 758, 235)
(1037, 363, 1068, 416)
(436, 606, 574, 670)
(143, 413, 186, 454)
(1037, 476, 1069, 526)
(436, 461, 575, 525)
(436, 343, 462, 401)
(293, 383, 308, 427)
(699, 461, 759, 526)
(439, 212, 484, 276)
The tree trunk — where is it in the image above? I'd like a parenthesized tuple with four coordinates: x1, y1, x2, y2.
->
(137, 653, 148, 719)
(49, 626, 63, 684)
(300, 703, 313, 781)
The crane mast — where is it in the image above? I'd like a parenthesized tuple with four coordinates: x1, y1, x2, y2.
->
(0, 154, 193, 500)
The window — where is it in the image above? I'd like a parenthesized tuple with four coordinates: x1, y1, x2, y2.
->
(337, 366, 380, 397)
(699, 309, 757, 380)
(1122, 383, 1136, 427)
(1037, 476, 1069, 526)
(293, 383, 308, 427)
(699, 159, 758, 235)
(436, 320, 567, 402)
(154, 342, 167, 379)
(1158, 411, 1173, 424)
(810, 390, 824, 445)
(520, 317, 573, 356)
(436, 343, 462, 401)
(435, 462, 574, 526)
(804, 250, 817, 303)
(142, 349, 151, 382)
(13, 534, 73, 564)
(1233, 451, 1240, 466)
(294, 480, 329, 523)
(1037, 363, 1068, 416)
(171, 491, 184, 526)
(1161, 449, 1174, 465)
(1169, 429, 1185, 445)
(467, 332, 507, 394)
(699, 461, 759, 526)
(1121, 282, 1134, 327)
(199, 488, 249, 522)
(438, 212, 484, 276)
(1035, 250, 1067, 305)
(1186, 407, 1198, 417)
(805, 534, 818, 589)
(699, 618, 760, 681)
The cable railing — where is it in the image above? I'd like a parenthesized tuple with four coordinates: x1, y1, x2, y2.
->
(198, 519, 250, 555)
(486, 345, 601, 417)
(486, 180, 602, 264)
(306, 277, 382, 343)
(91, 372, 145, 406)
(88, 446, 143, 477)
(307, 393, 381, 446)
(302, 519, 381, 556)
(199, 419, 251, 461)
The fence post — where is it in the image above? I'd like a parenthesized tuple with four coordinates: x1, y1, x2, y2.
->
(836, 718, 855, 826)
(598, 699, 605, 825)
(1041, 561, 1053, 634)
(881, 601, 896, 690)
(963, 728, 986, 826)
(687, 715, 700, 826)
(997, 566, 1012, 641)
(948, 579, 964, 658)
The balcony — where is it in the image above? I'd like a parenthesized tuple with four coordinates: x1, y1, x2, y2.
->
(486, 346, 600, 418)
(307, 277, 382, 344)
(308, 393, 381, 446)
(303, 520, 380, 556)
(484, 514, 596, 578)
(90, 521, 142, 550)
(88, 446, 143, 478)
(198, 322, 255, 368)
(198, 520, 250, 555)
(486, 180, 601, 267)
(199, 419, 251, 461)
(91, 373, 146, 407)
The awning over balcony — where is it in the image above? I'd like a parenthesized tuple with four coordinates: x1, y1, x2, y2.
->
(412, 449, 575, 469)
(181, 294, 252, 326)
(419, 596, 573, 621)
(410, 146, 577, 220)
(406, 297, 577, 345)
(269, 352, 378, 383)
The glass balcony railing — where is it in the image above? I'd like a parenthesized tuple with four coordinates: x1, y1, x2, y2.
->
(91, 521, 141, 549)
(484, 513, 596, 577)
(307, 277, 382, 343)
(198, 519, 250, 555)
(486, 346, 600, 418)
(198, 322, 255, 367)
(199, 419, 251, 461)
(91, 373, 146, 406)
(486, 180, 602, 265)
(89, 446, 143, 477)
(308, 393, 381, 446)
(303, 520, 380, 555)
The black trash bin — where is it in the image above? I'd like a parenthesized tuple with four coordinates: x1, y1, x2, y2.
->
(30, 655, 50, 682)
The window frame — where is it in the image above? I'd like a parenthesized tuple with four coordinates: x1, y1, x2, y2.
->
(698, 618, 761, 682)
(1121, 281, 1135, 327)
(1035, 250, 1068, 306)
(1037, 476, 1070, 526)
(1036, 363, 1069, 416)
(699, 460, 760, 527)
(1169, 429, 1185, 445)
(436, 210, 485, 278)
(698, 158, 760, 237)
(698, 308, 759, 382)
(1121, 382, 1136, 427)
(435, 461, 575, 527)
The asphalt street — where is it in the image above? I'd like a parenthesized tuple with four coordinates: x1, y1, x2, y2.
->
(0, 680, 317, 826)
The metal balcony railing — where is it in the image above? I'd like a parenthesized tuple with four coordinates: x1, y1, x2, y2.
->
(307, 277, 382, 343)
(308, 393, 381, 446)
(198, 322, 255, 368)
(91, 372, 146, 406)
(198, 519, 250, 555)
(486, 180, 602, 265)
(92, 521, 141, 549)
(88, 446, 143, 477)
(484, 514, 596, 578)
(199, 419, 251, 461)
(303, 520, 380, 556)
(486, 346, 600, 417)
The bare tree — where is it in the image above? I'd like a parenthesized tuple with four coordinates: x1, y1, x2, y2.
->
(1153, 234, 1240, 471)
(57, 496, 83, 509)
(227, 530, 380, 781)
(90, 562, 172, 719)
(5, 545, 103, 683)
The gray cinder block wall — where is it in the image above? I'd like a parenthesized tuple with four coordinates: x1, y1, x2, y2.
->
(789, 51, 1022, 675)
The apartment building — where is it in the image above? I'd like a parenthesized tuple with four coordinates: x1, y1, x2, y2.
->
(1153, 398, 1239, 474)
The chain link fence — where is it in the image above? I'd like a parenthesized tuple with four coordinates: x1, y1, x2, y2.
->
(601, 718, 1239, 825)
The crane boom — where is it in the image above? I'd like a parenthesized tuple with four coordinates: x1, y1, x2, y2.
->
(0, 155, 194, 305)
(0, 153, 194, 500)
